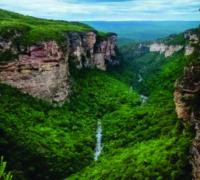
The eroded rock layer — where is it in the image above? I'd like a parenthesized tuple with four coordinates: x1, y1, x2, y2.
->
(150, 43, 183, 57)
(174, 63, 200, 180)
(174, 28, 200, 180)
(0, 31, 118, 103)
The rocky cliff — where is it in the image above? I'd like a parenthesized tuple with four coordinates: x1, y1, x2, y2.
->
(0, 30, 118, 103)
(149, 43, 183, 57)
(150, 30, 198, 57)
(174, 63, 200, 180)
(174, 28, 200, 180)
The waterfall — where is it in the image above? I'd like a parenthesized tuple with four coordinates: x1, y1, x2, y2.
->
(94, 120, 102, 161)
(137, 73, 148, 104)
(138, 74, 143, 82)
(140, 94, 148, 104)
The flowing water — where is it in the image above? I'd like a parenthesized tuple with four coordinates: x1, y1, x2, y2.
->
(94, 73, 147, 161)
(138, 74, 143, 83)
(140, 94, 148, 104)
(94, 120, 102, 161)
(138, 73, 148, 104)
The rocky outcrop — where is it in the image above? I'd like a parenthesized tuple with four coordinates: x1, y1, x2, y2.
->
(0, 41, 70, 103)
(149, 43, 183, 57)
(173, 27, 200, 180)
(185, 45, 195, 56)
(185, 30, 199, 45)
(0, 31, 118, 103)
(174, 28, 200, 180)
(184, 30, 199, 56)
(174, 63, 200, 180)
(150, 30, 199, 58)
(68, 32, 118, 71)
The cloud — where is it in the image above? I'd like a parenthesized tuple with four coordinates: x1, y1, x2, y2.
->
(0, 0, 200, 20)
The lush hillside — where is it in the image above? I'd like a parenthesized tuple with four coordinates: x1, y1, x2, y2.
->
(0, 8, 198, 180)
(68, 51, 193, 179)
(0, 9, 97, 65)
(0, 9, 99, 46)
(0, 69, 139, 179)
(0, 51, 193, 179)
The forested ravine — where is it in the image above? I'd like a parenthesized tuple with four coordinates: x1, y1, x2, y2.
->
(0, 9, 200, 180)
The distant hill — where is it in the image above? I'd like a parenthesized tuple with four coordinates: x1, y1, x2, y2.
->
(84, 21, 200, 42)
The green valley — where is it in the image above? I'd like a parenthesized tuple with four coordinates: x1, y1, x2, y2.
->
(0, 9, 199, 180)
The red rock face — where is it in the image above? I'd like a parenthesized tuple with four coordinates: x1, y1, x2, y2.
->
(68, 32, 118, 70)
(0, 31, 118, 103)
(174, 90, 192, 121)
(0, 41, 70, 103)
(99, 35, 117, 60)
(83, 32, 96, 49)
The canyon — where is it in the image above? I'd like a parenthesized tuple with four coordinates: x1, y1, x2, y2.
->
(0, 9, 200, 180)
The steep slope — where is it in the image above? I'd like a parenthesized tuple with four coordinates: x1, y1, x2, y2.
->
(174, 28, 200, 179)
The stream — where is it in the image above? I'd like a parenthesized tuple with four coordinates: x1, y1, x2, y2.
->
(140, 94, 148, 104)
(138, 73, 148, 104)
(94, 120, 102, 161)
(138, 74, 143, 83)
(93, 73, 147, 160)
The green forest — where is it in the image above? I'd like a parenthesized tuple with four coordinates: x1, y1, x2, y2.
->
(0, 8, 200, 180)
(0, 48, 195, 180)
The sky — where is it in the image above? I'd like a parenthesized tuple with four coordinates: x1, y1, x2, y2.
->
(0, 0, 200, 21)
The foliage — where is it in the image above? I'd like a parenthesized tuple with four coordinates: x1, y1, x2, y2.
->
(0, 156, 12, 180)
(0, 70, 139, 179)
(0, 50, 18, 63)
(0, 8, 111, 49)
(162, 33, 187, 45)
(68, 49, 193, 180)
(139, 51, 189, 95)
(0, 12, 196, 179)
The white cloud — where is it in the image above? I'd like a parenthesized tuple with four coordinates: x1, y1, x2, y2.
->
(0, 0, 200, 20)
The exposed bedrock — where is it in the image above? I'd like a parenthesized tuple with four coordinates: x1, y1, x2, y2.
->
(174, 63, 200, 180)
(0, 31, 118, 103)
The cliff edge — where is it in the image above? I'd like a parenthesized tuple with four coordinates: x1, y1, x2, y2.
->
(0, 9, 119, 103)
(174, 27, 200, 180)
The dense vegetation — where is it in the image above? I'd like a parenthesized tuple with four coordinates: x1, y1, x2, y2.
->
(0, 69, 139, 179)
(0, 156, 12, 180)
(0, 9, 94, 45)
(68, 51, 192, 179)
(0, 39, 194, 180)
(0, 9, 198, 180)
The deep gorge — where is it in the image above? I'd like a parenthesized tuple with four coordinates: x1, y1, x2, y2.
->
(0, 9, 200, 180)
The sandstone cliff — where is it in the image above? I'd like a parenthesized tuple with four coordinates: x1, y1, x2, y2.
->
(150, 30, 198, 57)
(174, 28, 200, 180)
(174, 63, 200, 180)
(0, 30, 118, 103)
(149, 43, 183, 57)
